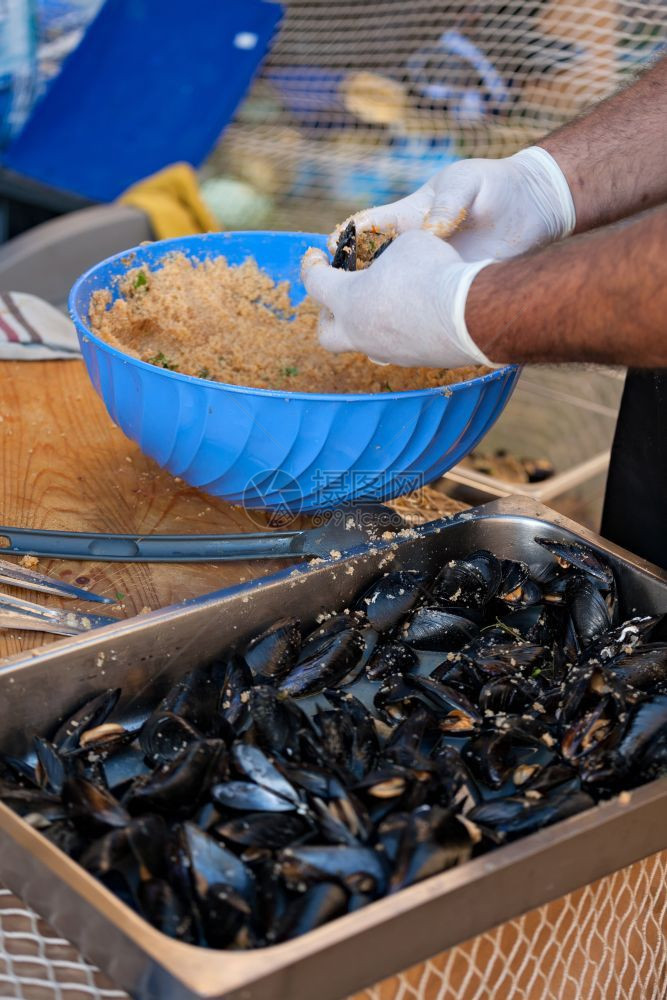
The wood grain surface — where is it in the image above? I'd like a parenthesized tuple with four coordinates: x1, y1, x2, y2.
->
(0, 358, 312, 662)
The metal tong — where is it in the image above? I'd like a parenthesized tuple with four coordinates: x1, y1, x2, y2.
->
(0, 505, 404, 635)
(0, 505, 404, 562)
(0, 557, 117, 636)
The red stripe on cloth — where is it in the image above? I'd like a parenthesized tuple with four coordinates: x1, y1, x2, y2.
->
(0, 313, 20, 342)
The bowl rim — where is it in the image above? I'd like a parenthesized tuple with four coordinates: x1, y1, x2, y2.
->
(68, 231, 519, 403)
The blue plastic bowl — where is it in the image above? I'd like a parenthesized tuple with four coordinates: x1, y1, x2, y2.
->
(69, 232, 520, 512)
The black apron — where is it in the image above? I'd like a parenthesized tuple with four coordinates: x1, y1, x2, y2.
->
(601, 369, 667, 569)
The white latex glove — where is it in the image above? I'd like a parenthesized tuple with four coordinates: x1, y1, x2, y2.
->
(329, 146, 576, 263)
(302, 230, 498, 369)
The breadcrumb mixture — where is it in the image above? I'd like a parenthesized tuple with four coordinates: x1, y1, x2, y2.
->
(89, 253, 488, 394)
(19, 555, 39, 569)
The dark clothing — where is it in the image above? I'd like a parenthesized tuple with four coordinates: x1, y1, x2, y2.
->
(601, 369, 667, 569)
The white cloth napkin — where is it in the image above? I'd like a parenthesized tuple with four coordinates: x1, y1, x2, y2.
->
(0, 292, 82, 360)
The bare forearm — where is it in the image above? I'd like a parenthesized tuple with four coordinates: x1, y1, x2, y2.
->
(466, 204, 667, 367)
(540, 56, 667, 233)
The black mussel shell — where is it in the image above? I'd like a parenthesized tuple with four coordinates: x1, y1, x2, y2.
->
(275, 882, 348, 942)
(366, 639, 418, 681)
(138, 877, 196, 942)
(478, 676, 540, 715)
(332, 220, 356, 271)
(409, 676, 482, 732)
(468, 788, 595, 840)
(232, 743, 300, 804)
(124, 740, 225, 817)
(279, 844, 387, 895)
(80, 827, 131, 874)
(156, 664, 226, 737)
(300, 612, 366, 657)
(323, 690, 380, 779)
(433, 550, 501, 608)
(616, 694, 667, 768)
(356, 570, 424, 633)
(183, 822, 255, 901)
(568, 576, 612, 649)
(608, 644, 667, 690)
(63, 776, 130, 829)
(389, 805, 473, 892)
(211, 781, 297, 813)
(279, 629, 366, 698)
(462, 731, 517, 790)
(535, 537, 613, 586)
(400, 607, 478, 652)
(215, 812, 309, 849)
(373, 674, 428, 725)
(140, 711, 204, 767)
(248, 686, 320, 764)
(244, 618, 301, 682)
(220, 655, 254, 732)
(34, 738, 66, 795)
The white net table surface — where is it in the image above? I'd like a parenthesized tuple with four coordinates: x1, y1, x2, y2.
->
(1, 852, 665, 1000)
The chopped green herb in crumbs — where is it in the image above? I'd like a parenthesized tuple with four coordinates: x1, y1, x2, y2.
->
(382, 383, 393, 392)
(197, 367, 210, 379)
(115, 591, 125, 601)
(281, 365, 299, 377)
(133, 271, 148, 289)
(148, 352, 178, 370)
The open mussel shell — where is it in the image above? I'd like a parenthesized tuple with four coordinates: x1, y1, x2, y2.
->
(495, 560, 542, 609)
(52, 688, 121, 753)
(409, 676, 482, 732)
(373, 674, 429, 725)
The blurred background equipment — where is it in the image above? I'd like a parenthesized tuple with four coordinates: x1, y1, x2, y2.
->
(205, 0, 667, 233)
(0, 0, 282, 239)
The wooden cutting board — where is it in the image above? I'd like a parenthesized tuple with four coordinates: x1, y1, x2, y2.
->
(0, 358, 313, 662)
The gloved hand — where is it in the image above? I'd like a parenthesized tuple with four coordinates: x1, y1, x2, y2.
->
(302, 230, 498, 369)
(329, 146, 576, 263)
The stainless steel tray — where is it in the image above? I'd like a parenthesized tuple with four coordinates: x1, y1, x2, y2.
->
(0, 498, 665, 1000)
